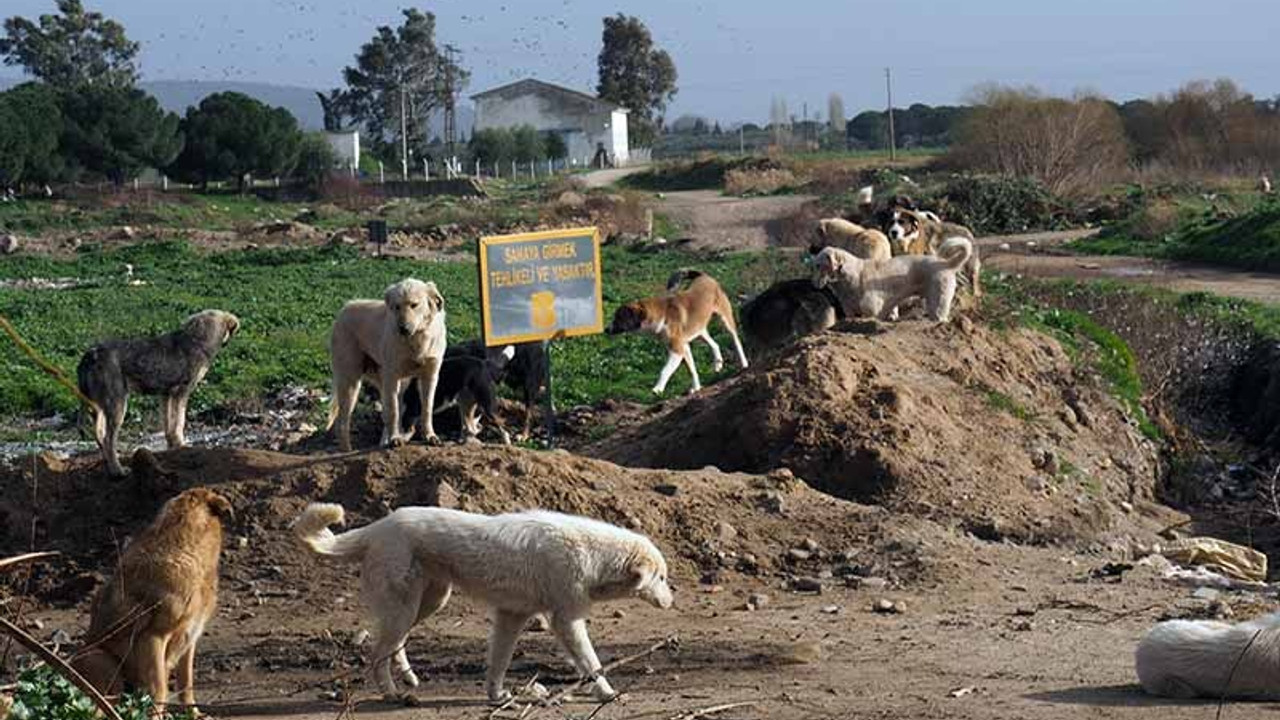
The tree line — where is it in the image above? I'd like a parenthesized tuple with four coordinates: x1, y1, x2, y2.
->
(950, 80, 1280, 194)
(0, 1, 334, 191)
(2, 2, 680, 191)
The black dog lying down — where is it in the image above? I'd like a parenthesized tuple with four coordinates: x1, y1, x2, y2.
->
(400, 339, 551, 441)
(740, 279, 844, 358)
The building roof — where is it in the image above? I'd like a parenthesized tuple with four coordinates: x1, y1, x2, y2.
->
(471, 78, 629, 113)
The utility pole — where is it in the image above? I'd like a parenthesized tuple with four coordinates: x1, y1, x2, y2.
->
(400, 86, 410, 179)
(885, 67, 897, 162)
(443, 45, 460, 158)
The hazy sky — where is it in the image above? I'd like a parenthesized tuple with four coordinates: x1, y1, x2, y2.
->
(4, 0, 1278, 123)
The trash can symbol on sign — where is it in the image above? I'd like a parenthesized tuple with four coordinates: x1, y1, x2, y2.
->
(530, 291, 558, 330)
(477, 227, 603, 346)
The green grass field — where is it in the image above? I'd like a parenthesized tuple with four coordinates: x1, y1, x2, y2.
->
(1072, 194, 1280, 269)
(0, 241, 804, 421)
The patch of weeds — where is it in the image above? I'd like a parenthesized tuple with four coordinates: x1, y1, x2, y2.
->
(584, 422, 617, 443)
(9, 664, 196, 720)
(979, 385, 1035, 421)
(651, 212, 681, 240)
(987, 276, 1160, 440)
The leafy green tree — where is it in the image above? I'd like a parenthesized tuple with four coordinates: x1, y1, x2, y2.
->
(1, 0, 139, 88)
(59, 85, 183, 185)
(468, 128, 513, 166)
(511, 124, 543, 163)
(0, 100, 27, 187)
(544, 131, 568, 161)
(293, 132, 338, 194)
(168, 92, 302, 191)
(1, 82, 65, 183)
(331, 9, 468, 162)
(596, 14, 677, 147)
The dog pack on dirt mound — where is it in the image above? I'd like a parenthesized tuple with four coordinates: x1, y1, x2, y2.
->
(586, 320, 1163, 544)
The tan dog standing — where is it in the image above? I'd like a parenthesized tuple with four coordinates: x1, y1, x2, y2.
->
(812, 240, 972, 322)
(606, 270, 748, 395)
(327, 278, 447, 451)
(812, 218, 891, 262)
(72, 487, 233, 715)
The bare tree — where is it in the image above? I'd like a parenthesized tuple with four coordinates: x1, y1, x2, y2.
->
(770, 96, 791, 149)
(828, 93, 846, 140)
(951, 84, 1129, 195)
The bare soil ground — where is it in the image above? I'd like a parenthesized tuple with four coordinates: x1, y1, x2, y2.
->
(7, 319, 1275, 720)
(658, 190, 818, 251)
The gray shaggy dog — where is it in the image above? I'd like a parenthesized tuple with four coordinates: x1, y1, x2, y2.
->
(77, 310, 240, 476)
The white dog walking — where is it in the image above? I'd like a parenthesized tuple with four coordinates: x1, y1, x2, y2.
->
(293, 503, 674, 703)
(1135, 612, 1280, 699)
(326, 278, 446, 451)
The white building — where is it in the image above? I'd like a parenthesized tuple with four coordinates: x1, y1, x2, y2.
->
(324, 130, 360, 172)
(472, 79, 630, 165)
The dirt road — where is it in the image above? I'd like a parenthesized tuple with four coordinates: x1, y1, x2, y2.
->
(980, 230, 1280, 305)
(657, 190, 816, 250)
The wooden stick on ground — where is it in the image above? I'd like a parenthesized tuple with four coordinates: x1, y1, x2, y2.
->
(521, 635, 678, 719)
(668, 701, 757, 720)
(0, 617, 124, 720)
(0, 552, 60, 572)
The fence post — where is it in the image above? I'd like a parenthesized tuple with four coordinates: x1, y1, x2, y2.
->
(424, 158, 430, 180)
(511, 159, 516, 178)
(379, 161, 385, 184)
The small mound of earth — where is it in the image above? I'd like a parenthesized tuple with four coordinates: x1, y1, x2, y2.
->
(585, 319, 1165, 545)
(0, 445, 949, 607)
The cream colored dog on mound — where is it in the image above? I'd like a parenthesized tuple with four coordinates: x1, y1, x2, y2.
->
(1136, 612, 1280, 699)
(811, 239, 972, 322)
(293, 503, 674, 703)
(327, 278, 446, 451)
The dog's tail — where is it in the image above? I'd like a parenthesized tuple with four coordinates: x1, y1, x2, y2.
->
(293, 503, 367, 561)
(665, 268, 704, 291)
(937, 237, 973, 270)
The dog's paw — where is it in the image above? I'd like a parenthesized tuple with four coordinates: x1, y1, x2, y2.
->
(384, 692, 419, 707)
(402, 669, 421, 688)
(589, 678, 618, 702)
(651, 386, 664, 396)
(423, 433, 443, 446)
(487, 689, 513, 705)
(712, 361, 724, 372)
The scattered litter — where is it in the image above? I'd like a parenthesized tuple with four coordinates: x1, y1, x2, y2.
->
(949, 686, 977, 698)
(1160, 537, 1267, 583)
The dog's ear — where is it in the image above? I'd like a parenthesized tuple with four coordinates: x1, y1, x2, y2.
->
(627, 553, 659, 589)
(815, 220, 828, 239)
(206, 492, 235, 523)
(222, 314, 240, 345)
(425, 282, 444, 313)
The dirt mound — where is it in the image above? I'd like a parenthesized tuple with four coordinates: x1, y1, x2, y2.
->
(586, 319, 1168, 545)
(0, 444, 947, 608)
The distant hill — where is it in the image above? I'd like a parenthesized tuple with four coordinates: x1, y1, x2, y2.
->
(0, 76, 473, 137)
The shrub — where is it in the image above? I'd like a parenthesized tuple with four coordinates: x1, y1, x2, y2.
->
(923, 174, 1066, 235)
(949, 85, 1129, 196)
(723, 168, 797, 196)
